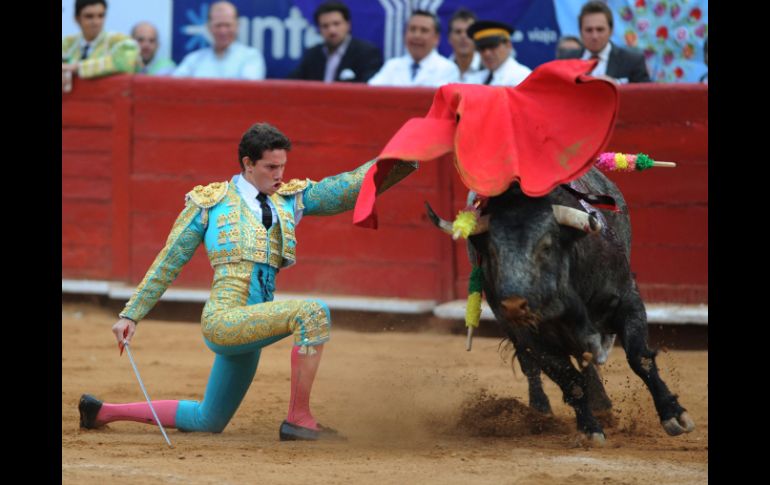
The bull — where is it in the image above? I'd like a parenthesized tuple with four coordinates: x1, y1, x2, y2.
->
(426, 167, 695, 443)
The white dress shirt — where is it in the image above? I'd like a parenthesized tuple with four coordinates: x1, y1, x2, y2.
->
(233, 174, 304, 226)
(450, 51, 484, 83)
(368, 49, 460, 87)
(581, 42, 612, 78)
(468, 56, 532, 87)
(324, 35, 352, 82)
(174, 42, 266, 80)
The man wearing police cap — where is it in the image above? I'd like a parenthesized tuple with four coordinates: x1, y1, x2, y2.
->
(466, 20, 531, 87)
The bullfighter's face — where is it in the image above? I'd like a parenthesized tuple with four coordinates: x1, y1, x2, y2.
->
(242, 149, 287, 196)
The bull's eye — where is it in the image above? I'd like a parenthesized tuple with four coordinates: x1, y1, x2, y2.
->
(535, 234, 553, 256)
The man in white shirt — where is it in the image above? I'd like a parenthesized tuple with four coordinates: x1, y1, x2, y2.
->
(447, 8, 483, 83)
(368, 10, 460, 87)
(466, 20, 531, 87)
(173, 1, 266, 80)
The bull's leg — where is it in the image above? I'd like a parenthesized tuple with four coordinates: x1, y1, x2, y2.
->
(520, 346, 605, 442)
(583, 363, 612, 413)
(563, 298, 612, 414)
(615, 296, 695, 436)
(516, 349, 552, 414)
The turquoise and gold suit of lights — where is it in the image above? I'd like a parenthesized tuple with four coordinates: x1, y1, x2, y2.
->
(117, 159, 416, 432)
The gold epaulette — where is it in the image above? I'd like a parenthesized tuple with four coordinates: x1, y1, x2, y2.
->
(277, 178, 312, 196)
(186, 181, 229, 208)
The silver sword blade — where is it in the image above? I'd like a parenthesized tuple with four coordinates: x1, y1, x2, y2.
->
(123, 340, 174, 448)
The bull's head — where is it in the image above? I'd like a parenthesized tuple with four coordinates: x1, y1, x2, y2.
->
(426, 185, 602, 331)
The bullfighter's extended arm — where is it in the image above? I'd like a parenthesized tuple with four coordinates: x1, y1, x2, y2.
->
(302, 159, 418, 216)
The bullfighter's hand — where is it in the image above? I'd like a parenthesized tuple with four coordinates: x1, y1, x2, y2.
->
(112, 317, 137, 347)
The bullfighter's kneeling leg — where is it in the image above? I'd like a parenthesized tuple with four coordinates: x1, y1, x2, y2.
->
(80, 349, 266, 433)
(175, 349, 265, 433)
(79, 394, 179, 429)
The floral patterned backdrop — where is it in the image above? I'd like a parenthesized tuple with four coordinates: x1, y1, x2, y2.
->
(608, 0, 707, 82)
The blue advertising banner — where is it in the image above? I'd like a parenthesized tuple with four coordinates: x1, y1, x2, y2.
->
(510, 0, 561, 69)
(171, 0, 561, 78)
(66, 0, 706, 82)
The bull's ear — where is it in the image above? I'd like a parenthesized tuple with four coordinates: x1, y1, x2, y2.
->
(552, 205, 602, 233)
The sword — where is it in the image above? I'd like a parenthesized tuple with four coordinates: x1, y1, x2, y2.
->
(121, 330, 173, 448)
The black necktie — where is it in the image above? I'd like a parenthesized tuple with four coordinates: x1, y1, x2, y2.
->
(410, 61, 420, 80)
(484, 70, 493, 85)
(256, 193, 272, 229)
(81, 43, 90, 60)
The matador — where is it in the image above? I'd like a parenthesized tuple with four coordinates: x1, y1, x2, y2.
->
(78, 122, 416, 440)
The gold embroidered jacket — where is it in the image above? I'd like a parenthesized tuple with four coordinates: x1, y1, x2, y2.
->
(62, 31, 140, 78)
(119, 159, 417, 322)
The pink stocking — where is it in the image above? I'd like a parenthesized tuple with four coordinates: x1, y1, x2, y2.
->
(286, 344, 324, 430)
(95, 400, 179, 428)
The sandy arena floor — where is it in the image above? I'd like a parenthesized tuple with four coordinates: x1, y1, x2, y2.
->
(62, 302, 707, 484)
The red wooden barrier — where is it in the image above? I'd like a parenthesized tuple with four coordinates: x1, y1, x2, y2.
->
(62, 75, 707, 304)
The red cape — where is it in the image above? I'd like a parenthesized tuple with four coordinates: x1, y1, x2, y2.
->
(353, 59, 619, 228)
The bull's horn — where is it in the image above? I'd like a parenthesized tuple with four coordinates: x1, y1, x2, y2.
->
(552, 205, 602, 233)
(425, 202, 454, 235)
(425, 203, 490, 237)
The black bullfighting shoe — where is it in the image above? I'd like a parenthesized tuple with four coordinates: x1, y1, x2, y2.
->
(79, 394, 104, 429)
(279, 420, 346, 441)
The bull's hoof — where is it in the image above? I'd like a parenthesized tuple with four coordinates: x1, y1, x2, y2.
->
(661, 412, 695, 436)
(573, 432, 607, 447)
(589, 432, 607, 446)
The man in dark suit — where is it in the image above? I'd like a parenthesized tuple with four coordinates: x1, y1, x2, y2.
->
(289, 1, 382, 83)
(565, 1, 650, 83)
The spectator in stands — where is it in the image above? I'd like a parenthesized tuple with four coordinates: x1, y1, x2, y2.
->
(368, 10, 460, 87)
(555, 35, 583, 60)
(289, 1, 382, 83)
(562, 1, 650, 83)
(699, 36, 707, 84)
(173, 1, 266, 80)
(62, 0, 139, 91)
(447, 8, 483, 83)
(466, 20, 531, 86)
(132, 22, 176, 76)
(78, 122, 417, 441)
